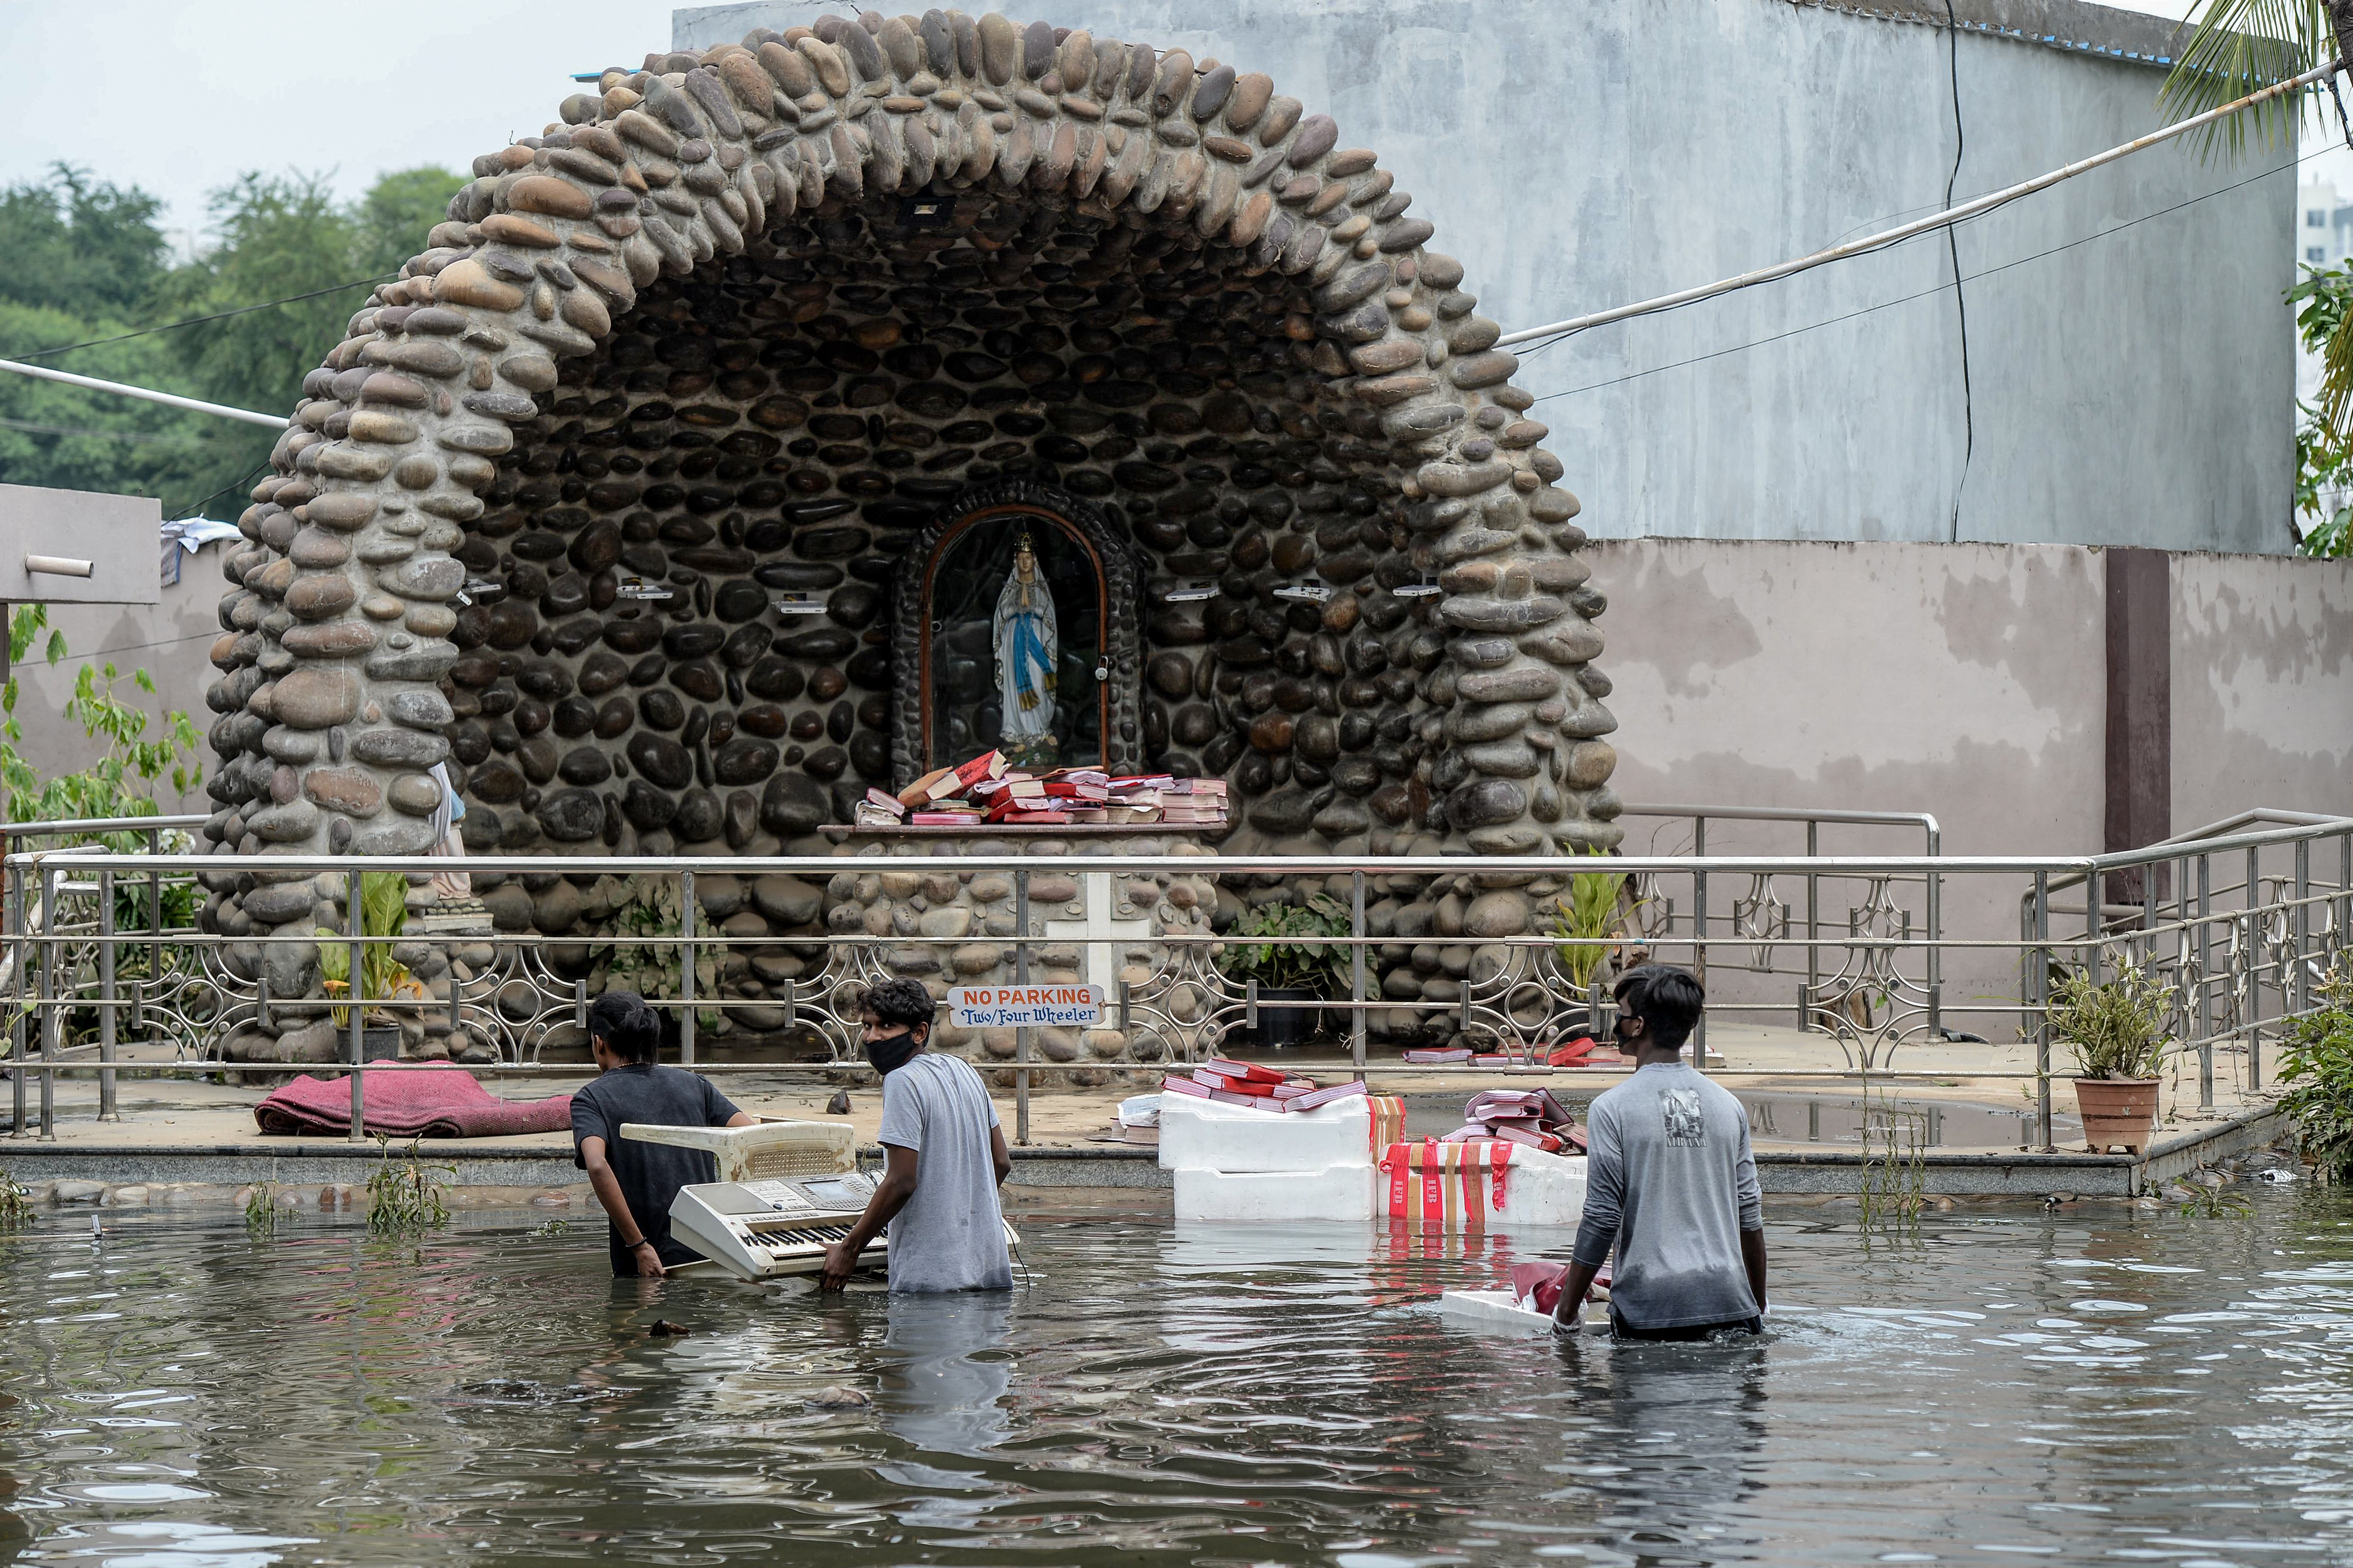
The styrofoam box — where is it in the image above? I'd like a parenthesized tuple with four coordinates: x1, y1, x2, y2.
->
(1375, 1143, 1590, 1230)
(1480, 1145, 1588, 1229)
(1156, 1092, 1373, 1174)
(1172, 1163, 1376, 1224)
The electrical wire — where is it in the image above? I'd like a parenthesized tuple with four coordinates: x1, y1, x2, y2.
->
(0, 415, 198, 445)
(1942, 0, 1976, 544)
(4, 274, 398, 363)
(1526, 140, 2320, 409)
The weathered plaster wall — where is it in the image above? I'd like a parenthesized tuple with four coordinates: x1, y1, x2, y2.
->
(1588, 537, 2111, 1032)
(12, 550, 224, 819)
(680, 0, 2295, 553)
(2170, 552, 2353, 832)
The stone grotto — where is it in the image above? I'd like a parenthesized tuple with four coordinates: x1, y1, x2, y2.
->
(195, 8, 1622, 1069)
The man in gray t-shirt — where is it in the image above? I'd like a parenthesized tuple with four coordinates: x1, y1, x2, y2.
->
(821, 978, 1013, 1294)
(1553, 965, 1767, 1340)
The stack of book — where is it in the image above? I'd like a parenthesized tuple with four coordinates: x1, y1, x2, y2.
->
(847, 749, 1232, 829)
(1159, 1059, 1370, 1114)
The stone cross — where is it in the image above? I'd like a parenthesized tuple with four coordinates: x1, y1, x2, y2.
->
(1041, 871, 1155, 1001)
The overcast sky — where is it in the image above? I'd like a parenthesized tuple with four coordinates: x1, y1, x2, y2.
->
(3, 0, 2342, 250)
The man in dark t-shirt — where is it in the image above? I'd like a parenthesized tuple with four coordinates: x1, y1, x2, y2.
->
(571, 991, 753, 1277)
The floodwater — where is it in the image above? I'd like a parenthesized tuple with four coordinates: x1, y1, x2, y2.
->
(6, 1185, 2352, 1565)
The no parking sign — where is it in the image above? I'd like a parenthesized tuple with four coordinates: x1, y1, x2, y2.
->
(947, 984, 1104, 1029)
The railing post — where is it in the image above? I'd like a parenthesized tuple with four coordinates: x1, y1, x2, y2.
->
(2295, 836, 2312, 1018)
(1013, 867, 1030, 1147)
(2084, 868, 2103, 989)
(6, 847, 22, 1140)
(2247, 845, 2263, 1091)
(2032, 868, 2051, 1151)
(679, 868, 696, 1067)
(97, 867, 117, 1122)
(39, 862, 57, 1141)
(2196, 853, 2213, 1109)
(143, 825, 161, 1032)
(1804, 819, 1820, 1031)
(1350, 868, 1367, 1077)
(1925, 822, 1942, 1042)
(1692, 814, 1708, 1070)
(347, 868, 365, 1143)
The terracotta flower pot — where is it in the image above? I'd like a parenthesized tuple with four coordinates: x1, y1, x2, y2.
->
(2073, 1077, 2161, 1154)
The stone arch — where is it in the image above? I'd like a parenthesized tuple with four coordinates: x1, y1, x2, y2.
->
(197, 7, 1621, 944)
(887, 476, 1144, 785)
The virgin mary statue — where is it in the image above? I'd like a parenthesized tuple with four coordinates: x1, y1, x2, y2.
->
(991, 534, 1057, 763)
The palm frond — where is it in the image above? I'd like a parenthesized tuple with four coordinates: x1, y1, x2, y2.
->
(2158, 0, 2334, 158)
(2321, 306, 2353, 449)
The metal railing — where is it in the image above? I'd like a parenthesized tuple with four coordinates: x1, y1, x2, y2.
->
(3, 808, 2345, 1151)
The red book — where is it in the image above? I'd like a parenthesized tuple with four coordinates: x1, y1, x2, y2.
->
(1402, 1047, 1474, 1064)
(1192, 1067, 1280, 1097)
(995, 809, 1072, 825)
(953, 750, 1005, 786)
(1202, 1057, 1286, 1085)
(1038, 781, 1109, 799)
(1486, 1124, 1565, 1153)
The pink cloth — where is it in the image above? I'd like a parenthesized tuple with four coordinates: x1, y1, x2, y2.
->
(254, 1064, 572, 1139)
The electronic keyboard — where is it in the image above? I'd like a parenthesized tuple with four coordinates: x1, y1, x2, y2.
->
(666, 1172, 1024, 1283)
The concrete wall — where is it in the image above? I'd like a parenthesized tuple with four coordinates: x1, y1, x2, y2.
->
(10, 546, 224, 821)
(1588, 536, 2352, 1025)
(678, 0, 2295, 554)
(2172, 551, 2353, 831)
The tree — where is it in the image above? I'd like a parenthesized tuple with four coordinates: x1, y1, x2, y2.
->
(0, 163, 465, 519)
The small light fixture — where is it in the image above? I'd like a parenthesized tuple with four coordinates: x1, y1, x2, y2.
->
(1393, 571, 1442, 599)
(453, 575, 507, 608)
(898, 195, 953, 229)
(614, 576, 674, 602)
(1272, 582, 1334, 604)
(1158, 581, 1217, 603)
(773, 592, 828, 616)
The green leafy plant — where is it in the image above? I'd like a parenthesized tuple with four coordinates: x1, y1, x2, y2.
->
(1218, 892, 1353, 996)
(0, 1171, 37, 1230)
(2046, 960, 2177, 1080)
(2289, 263, 2353, 558)
(3, 605, 204, 834)
(2278, 963, 2353, 1181)
(243, 1180, 287, 1236)
(1856, 1088, 1928, 1236)
(1550, 848, 1645, 992)
(364, 1135, 452, 1237)
(314, 872, 415, 1029)
(2177, 1183, 2254, 1220)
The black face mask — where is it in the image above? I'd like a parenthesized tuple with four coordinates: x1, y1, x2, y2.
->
(1613, 1015, 1641, 1049)
(863, 1026, 923, 1076)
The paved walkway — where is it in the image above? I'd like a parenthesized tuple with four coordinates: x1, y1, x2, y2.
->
(2, 1020, 2269, 1161)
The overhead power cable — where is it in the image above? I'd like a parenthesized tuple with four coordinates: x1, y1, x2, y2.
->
(6, 274, 396, 363)
(1496, 58, 2341, 351)
(1525, 139, 2324, 408)
(0, 357, 287, 429)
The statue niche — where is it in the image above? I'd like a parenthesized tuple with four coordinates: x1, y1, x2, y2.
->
(891, 481, 1145, 787)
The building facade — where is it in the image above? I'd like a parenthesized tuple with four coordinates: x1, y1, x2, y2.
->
(681, 0, 2298, 553)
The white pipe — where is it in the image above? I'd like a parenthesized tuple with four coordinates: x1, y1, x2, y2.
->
(0, 357, 287, 429)
(1496, 60, 2339, 348)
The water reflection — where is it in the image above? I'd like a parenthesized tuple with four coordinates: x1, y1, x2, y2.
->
(874, 1292, 1015, 1462)
(12, 1192, 2353, 1564)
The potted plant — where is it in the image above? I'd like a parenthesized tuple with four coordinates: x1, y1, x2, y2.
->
(2046, 960, 2176, 1154)
(1218, 893, 1352, 1048)
(315, 872, 425, 1060)
(1550, 847, 1647, 1034)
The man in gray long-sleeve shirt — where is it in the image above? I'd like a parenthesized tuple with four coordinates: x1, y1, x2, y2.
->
(1553, 964, 1767, 1340)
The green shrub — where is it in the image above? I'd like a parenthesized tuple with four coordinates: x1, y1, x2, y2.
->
(2047, 960, 2175, 1080)
(1218, 893, 1353, 996)
(1550, 847, 1644, 993)
(2279, 964, 2353, 1181)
